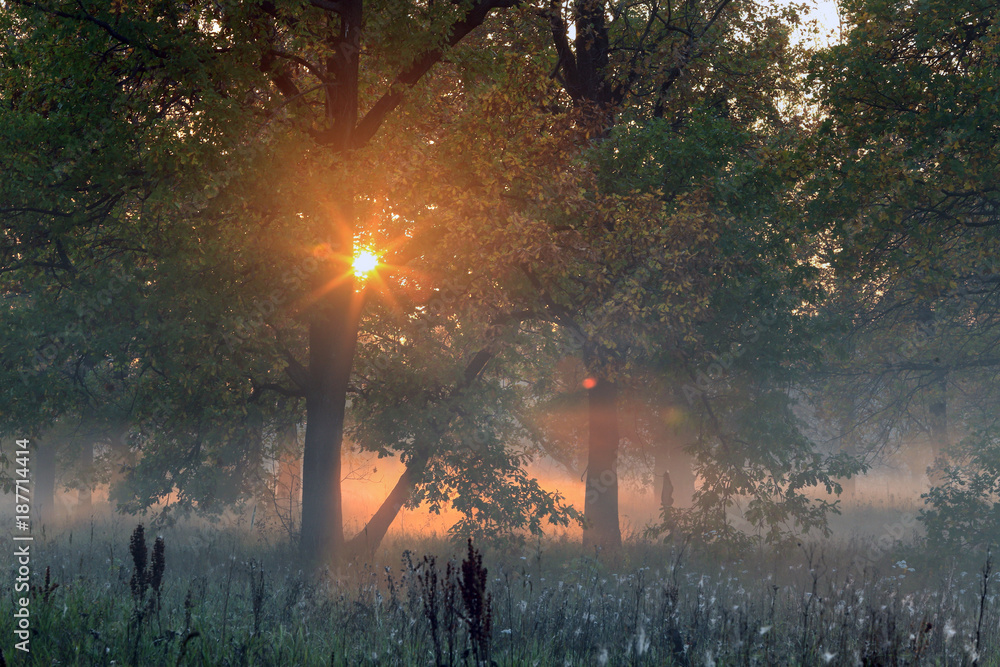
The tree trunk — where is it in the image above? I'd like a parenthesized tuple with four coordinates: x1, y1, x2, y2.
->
(33, 436, 57, 524)
(299, 271, 363, 565)
(347, 456, 428, 556)
(654, 442, 696, 510)
(276, 427, 302, 525)
(583, 377, 622, 550)
(283, 0, 513, 565)
(77, 439, 93, 513)
(343, 348, 493, 556)
(927, 370, 948, 485)
(917, 305, 948, 486)
(837, 408, 858, 500)
(296, 0, 363, 567)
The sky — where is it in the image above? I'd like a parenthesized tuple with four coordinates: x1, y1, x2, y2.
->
(797, 0, 844, 48)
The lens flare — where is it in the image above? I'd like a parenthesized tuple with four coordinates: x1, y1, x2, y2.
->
(353, 250, 378, 276)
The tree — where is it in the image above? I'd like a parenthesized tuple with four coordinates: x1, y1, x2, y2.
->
(3, 0, 610, 564)
(428, 0, 856, 550)
(805, 0, 1000, 544)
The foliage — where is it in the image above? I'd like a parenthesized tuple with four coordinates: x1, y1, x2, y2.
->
(0, 0, 586, 541)
(922, 427, 1000, 551)
(806, 0, 1000, 541)
(11, 0, 991, 556)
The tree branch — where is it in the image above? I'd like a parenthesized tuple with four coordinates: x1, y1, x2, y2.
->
(10, 0, 168, 58)
(308, 0, 346, 14)
(351, 0, 520, 148)
(250, 380, 307, 400)
(650, 0, 735, 116)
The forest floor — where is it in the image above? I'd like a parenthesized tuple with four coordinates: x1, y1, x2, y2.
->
(0, 506, 995, 666)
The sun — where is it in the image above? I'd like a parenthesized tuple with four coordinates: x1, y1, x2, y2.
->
(352, 250, 379, 277)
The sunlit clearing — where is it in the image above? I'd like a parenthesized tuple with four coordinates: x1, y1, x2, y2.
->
(353, 250, 379, 277)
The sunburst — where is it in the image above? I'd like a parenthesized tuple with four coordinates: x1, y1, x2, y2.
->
(353, 250, 379, 277)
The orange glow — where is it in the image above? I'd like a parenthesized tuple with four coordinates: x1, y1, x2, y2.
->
(582, 377, 597, 389)
(353, 250, 379, 276)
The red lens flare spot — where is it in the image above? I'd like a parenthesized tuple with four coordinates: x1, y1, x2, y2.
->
(582, 377, 597, 389)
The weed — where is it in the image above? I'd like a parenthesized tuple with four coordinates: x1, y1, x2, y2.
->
(0, 518, 996, 665)
(459, 538, 492, 666)
(127, 524, 165, 663)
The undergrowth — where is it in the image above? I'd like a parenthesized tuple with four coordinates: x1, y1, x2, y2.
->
(0, 518, 997, 666)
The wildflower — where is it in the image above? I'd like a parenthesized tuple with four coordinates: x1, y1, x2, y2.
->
(822, 650, 837, 663)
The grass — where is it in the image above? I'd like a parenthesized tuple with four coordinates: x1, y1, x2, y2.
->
(0, 514, 998, 666)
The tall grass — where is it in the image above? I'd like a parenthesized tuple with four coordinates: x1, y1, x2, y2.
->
(0, 517, 997, 665)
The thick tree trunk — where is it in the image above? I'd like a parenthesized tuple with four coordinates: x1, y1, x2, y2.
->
(297, 0, 362, 567)
(583, 378, 622, 550)
(299, 273, 362, 565)
(284, 0, 512, 566)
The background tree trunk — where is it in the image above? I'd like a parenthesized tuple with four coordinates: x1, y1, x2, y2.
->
(33, 436, 57, 524)
(276, 425, 302, 527)
(654, 442, 696, 510)
(927, 370, 948, 485)
(77, 439, 93, 513)
(583, 378, 622, 550)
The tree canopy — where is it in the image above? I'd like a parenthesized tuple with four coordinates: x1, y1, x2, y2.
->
(6, 0, 1000, 560)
